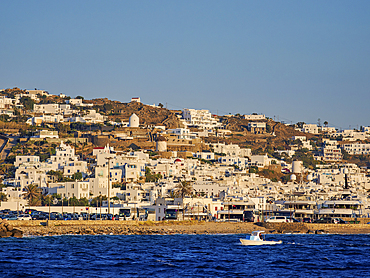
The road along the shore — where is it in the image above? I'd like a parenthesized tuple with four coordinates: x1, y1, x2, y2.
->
(8, 220, 370, 237)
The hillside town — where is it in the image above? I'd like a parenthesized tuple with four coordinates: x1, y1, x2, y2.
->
(0, 87, 370, 223)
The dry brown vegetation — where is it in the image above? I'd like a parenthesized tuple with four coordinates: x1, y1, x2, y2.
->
(91, 100, 182, 129)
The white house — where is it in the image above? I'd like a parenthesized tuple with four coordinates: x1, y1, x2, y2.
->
(63, 161, 89, 178)
(83, 110, 106, 123)
(321, 126, 336, 133)
(59, 104, 72, 115)
(26, 89, 48, 96)
(249, 155, 270, 168)
(49, 181, 90, 199)
(218, 156, 249, 169)
(243, 114, 266, 120)
(194, 151, 215, 160)
(0, 96, 14, 109)
(340, 143, 370, 155)
(211, 142, 251, 157)
(131, 97, 141, 103)
(14, 164, 49, 190)
(26, 114, 64, 125)
(47, 142, 78, 170)
(14, 156, 40, 167)
(66, 98, 83, 106)
(182, 108, 221, 131)
(32, 130, 59, 139)
(300, 124, 319, 134)
(322, 139, 342, 161)
(292, 136, 312, 150)
(166, 128, 192, 139)
(33, 104, 60, 114)
(248, 122, 266, 134)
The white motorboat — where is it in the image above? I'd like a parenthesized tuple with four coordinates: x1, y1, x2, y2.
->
(239, 231, 282, 246)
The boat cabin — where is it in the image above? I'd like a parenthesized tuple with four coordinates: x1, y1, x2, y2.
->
(247, 231, 265, 241)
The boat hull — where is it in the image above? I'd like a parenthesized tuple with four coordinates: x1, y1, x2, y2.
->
(239, 238, 282, 246)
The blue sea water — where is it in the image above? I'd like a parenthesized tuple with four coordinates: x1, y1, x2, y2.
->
(0, 233, 369, 278)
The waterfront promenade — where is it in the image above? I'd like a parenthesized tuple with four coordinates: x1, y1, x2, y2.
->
(9, 220, 370, 237)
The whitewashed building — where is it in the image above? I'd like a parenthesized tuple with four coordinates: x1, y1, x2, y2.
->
(211, 142, 251, 157)
(33, 104, 60, 114)
(182, 108, 221, 131)
(340, 143, 370, 155)
(322, 139, 342, 161)
(243, 114, 266, 120)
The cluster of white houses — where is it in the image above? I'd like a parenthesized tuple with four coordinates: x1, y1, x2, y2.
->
(1, 139, 370, 221)
(293, 123, 370, 160)
(1, 89, 370, 221)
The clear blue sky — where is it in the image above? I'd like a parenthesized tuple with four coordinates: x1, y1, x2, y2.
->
(1, 1, 369, 129)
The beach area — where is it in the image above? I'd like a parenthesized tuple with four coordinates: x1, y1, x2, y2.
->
(8, 220, 370, 237)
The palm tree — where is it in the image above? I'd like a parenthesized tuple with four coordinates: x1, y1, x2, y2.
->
(23, 184, 42, 206)
(174, 180, 193, 198)
(324, 121, 328, 127)
(0, 192, 7, 202)
(42, 194, 52, 206)
(174, 180, 193, 220)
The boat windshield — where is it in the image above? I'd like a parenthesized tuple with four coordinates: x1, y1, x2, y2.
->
(251, 231, 265, 237)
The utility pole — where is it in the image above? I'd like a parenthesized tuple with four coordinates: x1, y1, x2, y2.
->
(61, 192, 64, 216)
(47, 183, 51, 221)
(106, 157, 113, 215)
(100, 195, 102, 220)
(228, 200, 230, 222)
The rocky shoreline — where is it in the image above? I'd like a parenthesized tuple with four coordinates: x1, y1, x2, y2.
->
(0, 219, 23, 238)
(4, 220, 370, 237)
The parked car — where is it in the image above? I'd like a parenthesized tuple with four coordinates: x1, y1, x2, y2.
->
(90, 213, 101, 220)
(32, 212, 48, 220)
(74, 213, 83, 220)
(287, 216, 300, 223)
(17, 214, 32, 221)
(266, 216, 290, 223)
(314, 217, 338, 224)
(93, 213, 110, 220)
(25, 209, 37, 215)
(50, 212, 63, 220)
(302, 217, 312, 223)
(333, 218, 348, 224)
(3, 215, 18, 220)
(62, 213, 76, 220)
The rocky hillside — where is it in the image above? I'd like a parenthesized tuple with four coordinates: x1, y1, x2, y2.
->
(207, 117, 315, 152)
(91, 100, 182, 129)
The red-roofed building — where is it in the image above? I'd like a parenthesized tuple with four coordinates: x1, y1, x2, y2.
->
(131, 97, 141, 103)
